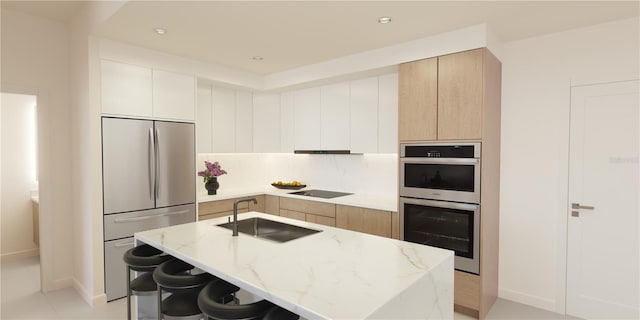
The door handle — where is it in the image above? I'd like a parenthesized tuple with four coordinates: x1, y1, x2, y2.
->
(571, 203, 595, 210)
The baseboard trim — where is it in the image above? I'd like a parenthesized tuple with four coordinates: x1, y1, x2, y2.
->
(499, 288, 557, 313)
(0, 248, 39, 262)
(72, 278, 107, 306)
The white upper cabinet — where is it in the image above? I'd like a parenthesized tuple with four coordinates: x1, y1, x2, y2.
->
(280, 92, 295, 153)
(101, 60, 152, 117)
(197, 84, 213, 153)
(378, 73, 398, 153)
(101, 60, 195, 121)
(211, 86, 236, 153)
(253, 93, 281, 152)
(293, 87, 322, 150)
(321, 82, 350, 150)
(350, 77, 379, 153)
(152, 69, 196, 121)
(235, 91, 253, 152)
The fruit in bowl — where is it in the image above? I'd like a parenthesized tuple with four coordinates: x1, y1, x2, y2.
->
(271, 180, 306, 189)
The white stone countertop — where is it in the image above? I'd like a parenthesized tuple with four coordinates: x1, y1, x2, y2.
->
(135, 212, 453, 320)
(198, 187, 398, 212)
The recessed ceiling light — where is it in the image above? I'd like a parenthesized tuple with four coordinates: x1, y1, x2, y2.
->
(252, 56, 263, 61)
(154, 28, 167, 35)
(377, 16, 392, 24)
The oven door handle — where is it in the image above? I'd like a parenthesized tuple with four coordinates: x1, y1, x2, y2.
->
(400, 158, 479, 164)
(400, 197, 479, 211)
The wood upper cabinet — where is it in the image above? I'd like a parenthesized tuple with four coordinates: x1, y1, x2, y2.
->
(437, 49, 484, 140)
(398, 57, 438, 141)
(398, 48, 497, 142)
(336, 205, 392, 238)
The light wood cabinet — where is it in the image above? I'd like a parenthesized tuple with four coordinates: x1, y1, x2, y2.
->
(264, 195, 280, 215)
(437, 49, 484, 140)
(398, 57, 438, 141)
(279, 197, 336, 226)
(198, 195, 264, 221)
(335, 205, 392, 237)
(32, 201, 39, 246)
(398, 48, 502, 319)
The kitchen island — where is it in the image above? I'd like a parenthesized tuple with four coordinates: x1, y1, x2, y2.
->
(135, 212, 453, 319)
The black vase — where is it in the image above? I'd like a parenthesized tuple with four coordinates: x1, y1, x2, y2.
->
(205, 177, 219, 195)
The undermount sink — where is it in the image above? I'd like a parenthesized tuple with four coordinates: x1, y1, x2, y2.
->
(217, 217, 322, 243)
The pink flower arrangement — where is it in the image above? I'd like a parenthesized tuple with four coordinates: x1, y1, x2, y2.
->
(197, 161, 227, 183)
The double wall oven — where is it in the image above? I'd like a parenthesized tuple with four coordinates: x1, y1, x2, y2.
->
(400, 142, 481, 274)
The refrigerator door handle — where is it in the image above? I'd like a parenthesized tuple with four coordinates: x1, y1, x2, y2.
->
(148, 128, 155, 200)
(154, 127, 160, 200)
(113, 209, 191, 223)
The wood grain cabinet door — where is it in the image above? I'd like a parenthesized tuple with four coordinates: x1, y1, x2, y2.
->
(437, 49, 484, 140)
(335, 205, 392, 238)
(398, 57, 438, 141)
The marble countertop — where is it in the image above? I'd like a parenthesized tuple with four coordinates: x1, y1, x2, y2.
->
(198, 187, 398, 212)
(135, 212, 453, 319)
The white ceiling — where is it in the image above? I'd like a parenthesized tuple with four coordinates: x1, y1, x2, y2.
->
(4, 1, 639, 75)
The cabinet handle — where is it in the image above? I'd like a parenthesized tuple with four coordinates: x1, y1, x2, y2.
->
(114, 240, 134, 248)
(571, 203, 595, 210)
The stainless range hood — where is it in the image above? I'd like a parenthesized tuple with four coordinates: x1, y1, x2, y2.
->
(294, 150, 360, 155)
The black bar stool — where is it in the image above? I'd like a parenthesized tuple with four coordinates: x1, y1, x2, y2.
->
(123, 244, 172, 320)
(197, 281, 299, 320)
(153, 259, 226, 320)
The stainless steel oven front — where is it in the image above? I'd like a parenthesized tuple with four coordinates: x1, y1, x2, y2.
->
(400, 197, 480, 274)
(400, 142, 481, 204)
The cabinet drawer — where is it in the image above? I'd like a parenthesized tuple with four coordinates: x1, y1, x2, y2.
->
(279, 197, 335, 217)
(279, 209, 306, 221)
(264, 195, 280, 215)
(306, 214, 335, 227)
(199, 209, 247, 221)
(199, 199, 248, 216)
(336, 205, 391, 237)
(454, 270, 480, 311)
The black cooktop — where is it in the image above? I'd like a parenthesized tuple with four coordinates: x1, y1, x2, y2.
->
(288, 189, 353, 199)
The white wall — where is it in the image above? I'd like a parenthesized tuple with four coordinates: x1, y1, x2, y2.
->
(499, 17, 639, 314)
(1, 93, 38, 258)
(1, 8, 73, 292)
(69, 1, 126, 306)
(196, 153, 398, 199)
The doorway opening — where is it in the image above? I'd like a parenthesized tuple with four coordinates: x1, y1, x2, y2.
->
(0, 92, 41, 293)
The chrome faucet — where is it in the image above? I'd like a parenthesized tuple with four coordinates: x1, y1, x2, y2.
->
(232, 198, 257, 236)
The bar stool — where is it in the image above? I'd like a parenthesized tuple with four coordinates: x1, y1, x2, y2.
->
(123, 244, 172, 320)
(153, 259, 222, 320)
(197, 281, 299, 320)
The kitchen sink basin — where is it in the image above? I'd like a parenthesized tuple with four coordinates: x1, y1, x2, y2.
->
(217, 217, 322, 243)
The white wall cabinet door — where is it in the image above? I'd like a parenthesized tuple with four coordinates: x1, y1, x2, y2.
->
(350, 77, 379, 153)
(211, 86, 236, 153)
(235, 90, 253, 152)
(280, 92, 295, 153)
(378, 73, 398, 153)
(293, 87, 321, 150)
(321, 82, 350, 150)
(253, 93, 281, 152)
(196, 84, 213, 153)
(152, 69, 195, 121)
(101, 60, 152, 117)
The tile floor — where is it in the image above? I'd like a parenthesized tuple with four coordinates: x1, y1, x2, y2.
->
(1, 256, 578, 319)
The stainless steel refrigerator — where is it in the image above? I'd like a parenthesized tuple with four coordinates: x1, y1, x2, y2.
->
(102, 117, 196, 301)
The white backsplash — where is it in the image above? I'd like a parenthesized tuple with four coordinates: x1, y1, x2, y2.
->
(196, 153, 398, 198)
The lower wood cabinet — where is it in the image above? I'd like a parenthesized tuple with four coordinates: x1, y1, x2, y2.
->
(279, 197, 336, 227)
(454, 271, 481, 318)
(199, 195, 397, 238)
(198, 195, 264, 221)
(335, 205, 392, 238)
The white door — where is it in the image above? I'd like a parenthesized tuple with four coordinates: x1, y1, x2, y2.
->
(567, 80, 639, 319)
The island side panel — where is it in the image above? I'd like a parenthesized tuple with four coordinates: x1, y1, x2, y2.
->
(367, 254, 454, 319)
